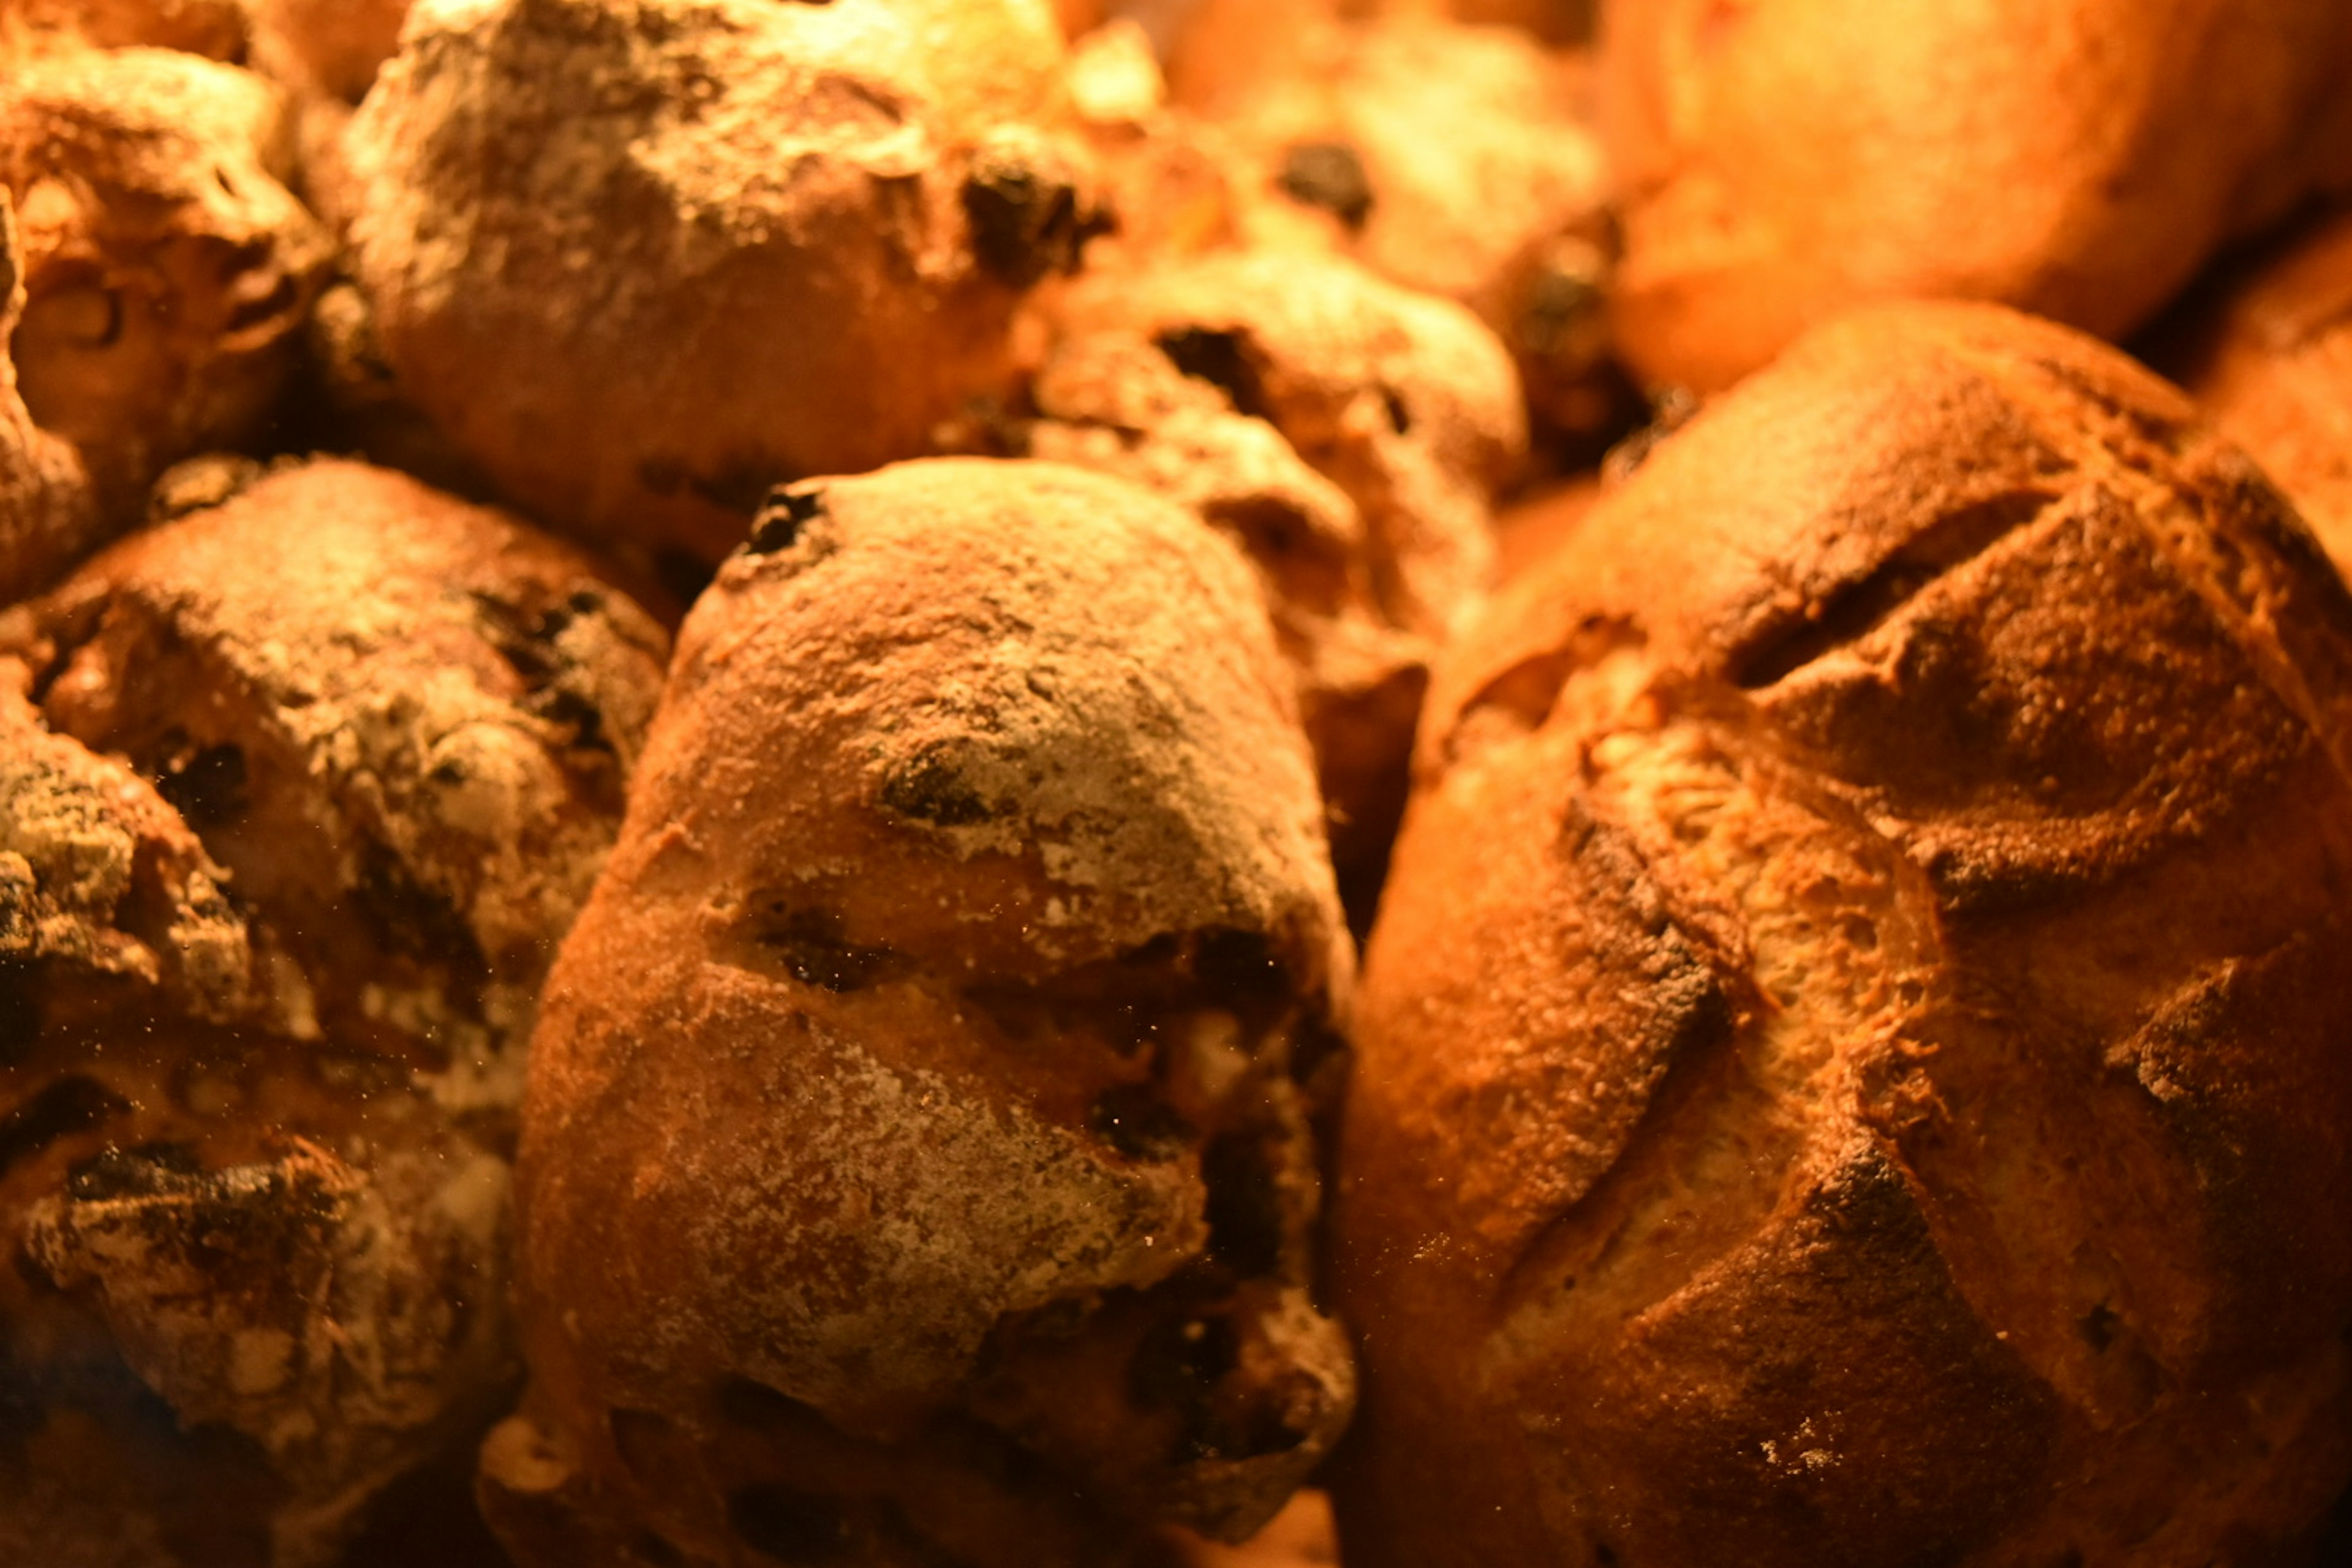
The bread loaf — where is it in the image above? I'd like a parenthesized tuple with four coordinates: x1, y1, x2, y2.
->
(342, 0, 1099, 574)
(1604, 0, 2352, 392)
(1330, 302, 2352, 1566)
(0, 459, 668, 1566)
(484, 459, 1355, 1567)
(0, 189, 98, 605)
(0, 44, 331, 584)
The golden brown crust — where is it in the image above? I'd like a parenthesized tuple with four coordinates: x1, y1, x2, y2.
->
(0, 46, 332, 532)
(0, 459, 669, 1567)
(1, 188, 101, 604)
(1162, 2, 1621, 449)
(491, 459, 1355, 1567)
(1027, 249, 1520, 895)
(2151, 202, 2352, 576)
(1604, 0, 2352, 392)
(1331, 302, 2352, 1566)
(343, 0, 1096, 570)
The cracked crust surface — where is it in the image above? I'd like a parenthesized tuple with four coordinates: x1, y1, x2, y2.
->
(1330, 302, 2352, 1567)
(0, 458, 668, 1567)
(489, 459, 1356, 1567)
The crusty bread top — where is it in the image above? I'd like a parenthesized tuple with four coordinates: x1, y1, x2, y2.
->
(506, 459, 1354, 1558)
(344, 0, 1084, 564)
(1334, 301, 2352, 1566)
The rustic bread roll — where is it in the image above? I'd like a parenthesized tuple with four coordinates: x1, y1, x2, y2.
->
(343, 0, 1102, 575)
(1023, 251, 1520, 910)
(2149, 203, 2352, 576)
(0, 459, 668, 1567)
(1330, 302, 2352, 1566)
(484, 459, 1355, 1567)
(0, 46, 332, 546)
(1167, 4, 1619, 449)
(1604, 0, 2352, 392)
(1, 190, 100, 603)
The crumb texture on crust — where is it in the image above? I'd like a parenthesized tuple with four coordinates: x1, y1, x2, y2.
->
(494, 459, 1357, 1567)
(1332, 301, 2352, 1567)
(0, 458, 668, 1568)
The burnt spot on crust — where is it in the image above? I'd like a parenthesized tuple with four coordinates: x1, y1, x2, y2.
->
(747, 484, 829, 556)
(472, 590, 578, 687)
(877, 748, 997, 827)
(151, 741, 249, 830)
(726, 1483, 851, 1563)
(526, 685, 611, 754)
(1276, 141, 1375, 231)
(0, 1077, 128, 1180)
(754, 907, 904, 993)
(963, 149, 1107, 290)
(1088, 1084, 1194, 1161)
(1153, 328, 1272, 423)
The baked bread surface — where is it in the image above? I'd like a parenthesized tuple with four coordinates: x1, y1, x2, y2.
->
(0, 458, 669, 1567)
(1330, 301, 2352, 1566)
(490, 459, 1357, 1567)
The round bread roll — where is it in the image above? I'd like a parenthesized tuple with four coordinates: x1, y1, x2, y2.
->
(1604, 0, 2352, 392)
(1, 190, 100, 604)
(1330, 303, 2352, 1566)
(1167, 3, 1619, 448)
(483, 459, 1356, 1567)
(0, 46, 331, 552)
(1027, 250, 1521, 905)
(0, 459, 668, 1567)
(2150, 202, 2352, 576)
(342, 0, 1102, 574)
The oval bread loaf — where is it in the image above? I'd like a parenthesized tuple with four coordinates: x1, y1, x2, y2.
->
(1330, 301, 2352, 1567)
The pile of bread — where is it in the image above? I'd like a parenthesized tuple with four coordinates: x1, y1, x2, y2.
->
(4, 1, 2351, 1564)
